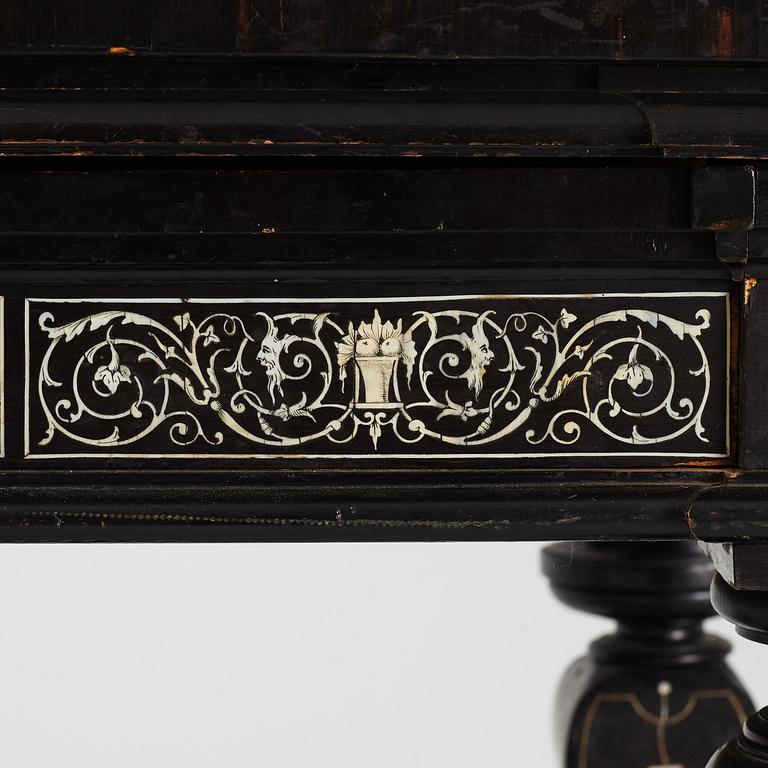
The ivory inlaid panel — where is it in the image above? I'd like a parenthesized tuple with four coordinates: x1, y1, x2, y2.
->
(24, 294, 729, 460)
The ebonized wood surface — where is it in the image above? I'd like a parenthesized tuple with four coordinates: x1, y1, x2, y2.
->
(1, 3, 768, 542)
(2, 0, 765, 58)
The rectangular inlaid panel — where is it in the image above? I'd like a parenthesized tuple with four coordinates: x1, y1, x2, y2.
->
(24, 293, 729, 460)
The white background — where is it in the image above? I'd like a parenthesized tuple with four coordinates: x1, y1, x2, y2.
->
(0, 541, 762, 767)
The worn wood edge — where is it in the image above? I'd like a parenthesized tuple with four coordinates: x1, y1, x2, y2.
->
(2, 56, 768, 156)
(0, 469, 752, 542)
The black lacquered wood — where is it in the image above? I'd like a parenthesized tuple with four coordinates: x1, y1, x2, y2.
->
(0, 157, 751, 540)
(707, 709, 768, 768)
(0, 1, 763, 58)
(544, 543, 752, 768)
(0, 469, 716, 542)
(2, 7, 768, 541)
(707, 576, 768, 767)
(2, 55, 768, 157)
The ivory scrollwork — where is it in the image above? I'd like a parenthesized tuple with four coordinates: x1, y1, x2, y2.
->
(30, 297, 724, 457)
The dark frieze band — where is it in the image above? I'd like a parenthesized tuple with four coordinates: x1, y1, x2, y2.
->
(24, 294, 729, 460)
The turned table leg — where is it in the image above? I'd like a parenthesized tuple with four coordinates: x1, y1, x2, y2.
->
(707, 559, 768, 767)
(542, 542, 752, 768)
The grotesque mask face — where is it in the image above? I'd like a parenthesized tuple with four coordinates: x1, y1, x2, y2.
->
(256, 315, 290, 402)
(459, 313, 495, 397)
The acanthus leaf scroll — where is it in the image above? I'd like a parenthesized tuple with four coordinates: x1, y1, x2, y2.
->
(27, 295, 727, 458)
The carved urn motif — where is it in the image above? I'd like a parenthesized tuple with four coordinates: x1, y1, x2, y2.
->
(336, 309, 416, 407)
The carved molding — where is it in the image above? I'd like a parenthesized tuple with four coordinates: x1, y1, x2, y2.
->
(24, 294, 729, 460)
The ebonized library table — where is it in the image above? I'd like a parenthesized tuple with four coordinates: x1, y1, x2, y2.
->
(5, 2, 768, 765)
